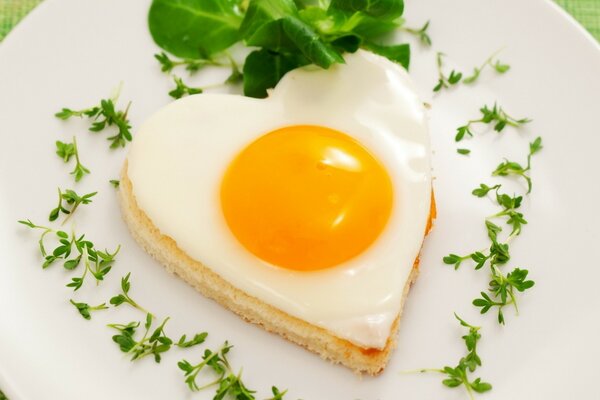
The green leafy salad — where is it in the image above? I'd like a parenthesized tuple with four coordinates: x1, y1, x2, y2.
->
(148, 0, 419, 97)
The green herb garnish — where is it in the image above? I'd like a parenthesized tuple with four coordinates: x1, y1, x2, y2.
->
(66, 243, 120, 291)
(473, 267, 534, 324)
(70, 299, 108, 320)
(443, 138, 542, 324)
(463, 50, 510, 84)
(402, 20, 431, 46)
(49, 188, 97, 222)
(433, 52, 462, 92)
(443, 187, 525, 271)
(56, 137, 90, 182)
(492, 137, 543, 193)
(418, 314, 492, 399)
(178, 341, 280, 399)
(18, 220, 119, 290)
(109, 179, 120, 188)
(110, 272, 152, 315)
(109, 314, 172, 363)
(109, 313, 207, 363)
(455, 103, 531, 142)
(154, 51, 223, 74)
(168, 76, 204, 99)
(55, 87, 132, 148)
(434, 50, 510, 92)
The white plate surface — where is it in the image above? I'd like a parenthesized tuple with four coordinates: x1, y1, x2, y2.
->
(1, 0, 599, 399)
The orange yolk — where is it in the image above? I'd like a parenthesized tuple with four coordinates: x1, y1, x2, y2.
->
(220, 125, 393, 271)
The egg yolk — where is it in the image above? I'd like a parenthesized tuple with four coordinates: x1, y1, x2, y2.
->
(220, 125, 393, 271)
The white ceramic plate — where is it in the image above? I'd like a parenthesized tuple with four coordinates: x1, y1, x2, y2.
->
(1, 0, 599, 399)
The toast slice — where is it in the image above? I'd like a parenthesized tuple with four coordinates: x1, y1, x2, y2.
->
(119, 162, 434, 375)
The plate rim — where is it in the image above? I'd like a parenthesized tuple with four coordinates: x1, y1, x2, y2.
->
(1, 0, 600, 399)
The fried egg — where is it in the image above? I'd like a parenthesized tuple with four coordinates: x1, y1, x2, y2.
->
(127, 50, 432, 349)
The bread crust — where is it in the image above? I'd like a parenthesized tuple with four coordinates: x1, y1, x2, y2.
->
(119, 162, 432, 375)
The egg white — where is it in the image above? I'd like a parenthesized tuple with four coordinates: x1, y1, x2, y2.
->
(127, 50, 432, 349)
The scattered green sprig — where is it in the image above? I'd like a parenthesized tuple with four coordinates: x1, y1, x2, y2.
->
(155, 51, 243, 97)
(434, 52, 462, 92)
(109, 179, 120, 188)
(443, 138, 542, 324)
(109, 313, 207, 363)
(473, 267, 534, 324)
(455, 103, 531, 142)
(176, 332, 209, 349)
(109, 314, 173, 363)
(49, 188, 97, 222)
(154, 51, 223, 74)
(417, 315, 491, 399)
(443, 186, 524, 272)
(56, 137, 90, 182)
(487, 190, 526, 236)
(70, 299, 108, 320)
(168, 76, 204, 99)
(457, 148, 471, 155)
(463, 50, 510, 84)
(492, 137, 543, 193)
(179, 342, 265, 399)
(434, 50, 510, 92)
(402, 20, 431, 46)
(55, 88, 132, 148)
(110, 272, 152, 315)
(66, 243, 120, 291)
(266, 386, 288, 400)
(18, 220, 119, 290)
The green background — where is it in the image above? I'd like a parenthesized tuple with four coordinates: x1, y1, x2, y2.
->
(0, 0, 598, 399)
(1, 0, 600, 41)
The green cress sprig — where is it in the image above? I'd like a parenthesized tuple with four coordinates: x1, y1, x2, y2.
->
(109, 313, 208, 363)
(154, 51, 225, 74)
(18, 220, 120, 290)
(434, 51, 510, 92)
(493, 136, 543, 193)
(178, 342, 288, 399)
(70, 299, 108, 320)
(455, 103, 531, 142)
(168, 76, 204, 99)
(148, 0, 415, 98)
(154, 52, 243, 99)
(109, 179, 120, 188)
(433, 52, 463, 92)
(110, 272, 152, 315)
(55, 87, 132, 149)
(463, 50, 510, 84)
(444, 187, 535, 324)
(402, 20, 432, 46)
(49, 188, 97, 223)
(414, 315, 491, 400)
(56, 137, 90, 182)
(443, 138, 542, 324)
